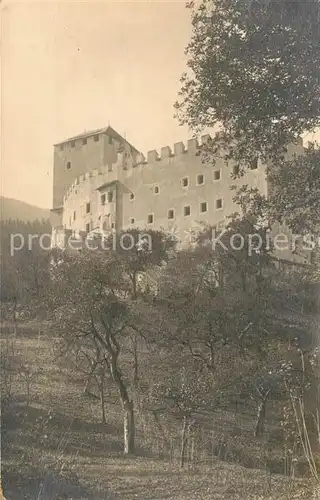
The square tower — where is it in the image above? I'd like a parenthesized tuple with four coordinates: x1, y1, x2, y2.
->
(52, 126, 139, 210)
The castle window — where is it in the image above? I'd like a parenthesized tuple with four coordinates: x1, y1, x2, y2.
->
(94, 134, 99, 142)
(130, 218, 135, 224)
(101, 194, 106, 205)
(168, 209, 174, 219)
(181, 177, 189, 188)
(70, 140, 75, 148)
(147, 214, 154, 224)
(69, 216, 71, 226)
(233, 164, 240, 175)
(73, 211, 76, 221)
(82, 138, 87, 145)
(86, 202, 91, 214)
(108, 136, 113, 144)
(154, 186, 160, 194)
(130, 193, 135, 201)
(184, 205, 191, 216)
(60, 144, 64, 151)
(213, 169, 221, 181)
(66, 161, 71, 170)
(200, 202, 207, 213)
(197, 174, 204, 185)
(250, 157, 258, 170)
(102, 220, 108, 231)
(107, 191, 113, 203)
(85, 223, 90, 233)
(111, 222, 115, 229)
(216, 198, 223, 210)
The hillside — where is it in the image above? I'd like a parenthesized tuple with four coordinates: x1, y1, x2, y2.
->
(0, 197, 50, 223)
(1, 321, 318, 500)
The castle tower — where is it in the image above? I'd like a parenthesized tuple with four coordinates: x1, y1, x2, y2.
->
(50, 126, 140, 232)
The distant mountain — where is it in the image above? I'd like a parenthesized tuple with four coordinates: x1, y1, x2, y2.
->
(0, 197, 51, 222)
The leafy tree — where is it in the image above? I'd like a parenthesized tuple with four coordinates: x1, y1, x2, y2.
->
(153, 219, 318, 450)
(267, 145, 320, 236)
(0, 219, 51, 320)
(175, 0, 320, 242)
(105, 228, 176, 299)
(49, 250, 138, 454)
(175, 0, 320, 165)
(146, 359, 215, 467)
(48, 229, 175, 455)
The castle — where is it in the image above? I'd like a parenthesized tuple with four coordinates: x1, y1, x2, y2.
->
(50, 125, 310, 264)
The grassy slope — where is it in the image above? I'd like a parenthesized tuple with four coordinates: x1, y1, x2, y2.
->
(1, 322, 317, 500)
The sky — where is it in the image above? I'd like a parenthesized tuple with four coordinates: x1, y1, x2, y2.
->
(1, 0, 192, 208)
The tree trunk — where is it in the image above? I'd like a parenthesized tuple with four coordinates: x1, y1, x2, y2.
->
(241, 270, 247, 293)
(255, 397, 267, 437)
(132, 336, 138, 385)
(123, 399, 135, 455)
(13, 297, 17, 336)
(26, 376, 30, 406)
(100, 364, 107, 424)
(131, 271, 137, 300)
(32, 259, 40, 297)
(83, 360, 98, 395)
(152, 410, 166, 440)
(93, 324, 135, 454)
(180, 416, 188, 468)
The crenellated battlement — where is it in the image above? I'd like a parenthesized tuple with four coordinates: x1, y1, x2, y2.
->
(135, 133, 212, 168)
(63, 163, 118, 204)
(62, 134, 214, 204)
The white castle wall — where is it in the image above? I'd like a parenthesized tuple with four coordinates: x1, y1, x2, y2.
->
(56, 133, 307, 259)
(62, 167, 119, 233)
(118, 139, 269, 243)
(60, 134, 267, 237)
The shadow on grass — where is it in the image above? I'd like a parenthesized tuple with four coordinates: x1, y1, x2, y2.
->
(3, 468, 118, 500)
(3, 401, 127, 466)
(3, 402, 121, 434)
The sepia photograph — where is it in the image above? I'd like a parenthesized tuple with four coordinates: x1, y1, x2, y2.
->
(1, 1, 320, 498)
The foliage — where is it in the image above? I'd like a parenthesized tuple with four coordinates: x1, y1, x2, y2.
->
(175, 0, 320, 165)
(0, 218, 51, 305)
(175, 0, 320, 238)
(49, 249, 136, 452)
(267, 145, 320, 235)
(151, 221, 319, 457)
(105, 228, 177, 298)
(48, 230, 176, 454)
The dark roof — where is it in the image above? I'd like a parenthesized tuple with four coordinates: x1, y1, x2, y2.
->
(53, 125, 139, 153)
(96, 180, 119, 192)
